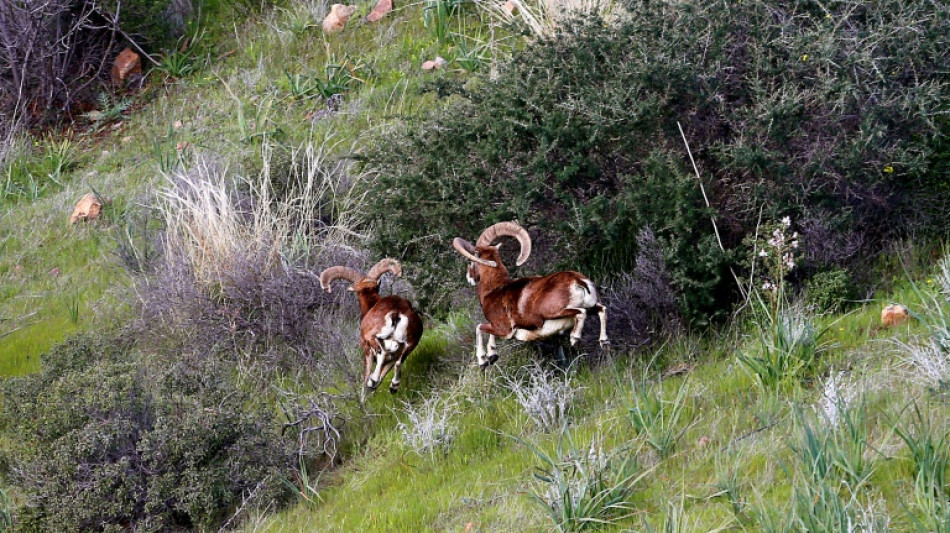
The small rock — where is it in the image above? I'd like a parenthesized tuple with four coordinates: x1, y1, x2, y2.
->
(323, 4, 357, 33)
(121, 136, 132, 144)
(881, 303, 909, 327)
(697, 436, 712, 448)
(502, 0, 518, 16)
(111, 47, 142, 86)
(69, 193, 110, 224)
(422, 56, 447, 70)
(366, 0, 393, 22)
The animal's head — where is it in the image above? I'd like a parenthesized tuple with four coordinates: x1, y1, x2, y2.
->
(319, 258, 403, 295)
(452, 222, 532, 286)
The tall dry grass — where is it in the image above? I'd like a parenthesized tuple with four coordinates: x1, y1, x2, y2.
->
(157, 137, 371, 290)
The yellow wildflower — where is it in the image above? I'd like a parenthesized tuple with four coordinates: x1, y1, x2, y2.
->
(884, 165, 894, 173)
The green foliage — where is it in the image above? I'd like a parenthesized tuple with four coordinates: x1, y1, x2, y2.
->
(280, 56, 372, 101)
(82, 93, 132, 129)
(156, 49, 198, 79)
(0, 136, 77, 204)
(805, 268, 855, 313)
(99, 0, 186, 47)
(423, 0, 465, 42)
(517, 427, 646, 532)
(367, 0, 949, 320)
(0, 334, 294, 532)
(627, 378, 691, 459)
(894, 404, 949, 499)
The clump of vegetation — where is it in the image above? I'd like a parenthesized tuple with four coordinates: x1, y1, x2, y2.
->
(519, 428, 647, 532)
(738, 219, 830, 392)
(397, 392, 458, 456)
(627, 377, 691, 459)
(601, 228, 680, 347)
(367, 0, 949, 321)
(805, 268, 855, 313)
(503, 363, 579, 431)
(0, 334, 294, 531)
(139, 142, 369, 352)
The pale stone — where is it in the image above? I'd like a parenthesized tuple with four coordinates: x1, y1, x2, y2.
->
(422, 56, 447, 70)
(323, 4, 357, 33)
(366, 0, 392, 22)
(881, 303, 909, 327)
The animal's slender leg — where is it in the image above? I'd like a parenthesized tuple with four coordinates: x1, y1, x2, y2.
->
(594, 303, 609, 348)
(367, 349, 386, 389)
(486, 334, 498, 364)
(363, 349, 373, 387)
(475, 324, 487, 366)
(566, 307, 588, 346)
(389, 346, 407, 394)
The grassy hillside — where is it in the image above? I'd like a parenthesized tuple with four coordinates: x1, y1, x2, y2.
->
(247, 282, 950, 531)
(1, 0, 948, 531)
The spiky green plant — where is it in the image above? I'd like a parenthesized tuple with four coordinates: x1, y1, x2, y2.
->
(516, 427, 649, 532)
(628, 378, 691, 459)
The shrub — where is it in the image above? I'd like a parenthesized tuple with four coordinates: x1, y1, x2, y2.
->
(397, 392, 458, 456)
(138, 144, 371, 355)
(518, 427, 647, 532)
(0, 334, 294, 532)
(601, 228, 681, 347)
(366, 0, 949, 322)
(502, 363, 579, 431)
(805, 268, 855, 313)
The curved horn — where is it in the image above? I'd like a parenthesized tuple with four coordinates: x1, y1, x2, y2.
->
(319, 266, 364, 293)
(452, 237, 497, 267)
(366, 258, 402, 281)
(475, 221, 532, 266)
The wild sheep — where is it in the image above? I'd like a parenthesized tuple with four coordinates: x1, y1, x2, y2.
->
(320, 258, 423, 393)
(452, 221, 608, 367)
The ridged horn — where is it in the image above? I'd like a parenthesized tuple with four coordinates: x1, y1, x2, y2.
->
(452, 237, 497, 267)
(366, 258, 402, 281)
(475, 221, 532, 266)
(319, 266, 364, 293)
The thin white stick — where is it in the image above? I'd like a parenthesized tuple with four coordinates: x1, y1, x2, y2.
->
(678, 121, 724, 253)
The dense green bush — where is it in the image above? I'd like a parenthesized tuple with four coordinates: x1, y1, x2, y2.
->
(366, 0, 948, 322)
(0, 334, 293, 532)
(805, 268, 855, 313)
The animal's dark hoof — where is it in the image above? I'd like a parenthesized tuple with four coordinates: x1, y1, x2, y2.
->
(389, 385, 399, 394)
(366, 380, 379, 390)
(487, 353, 499, 365)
